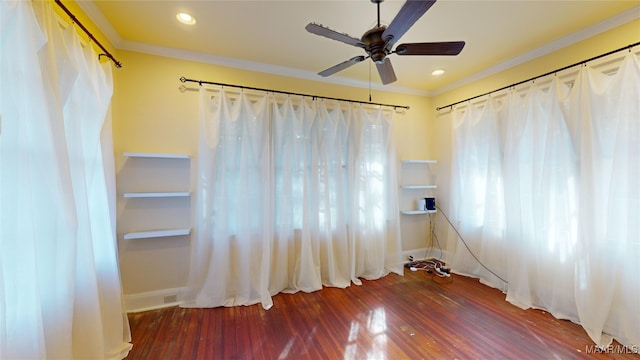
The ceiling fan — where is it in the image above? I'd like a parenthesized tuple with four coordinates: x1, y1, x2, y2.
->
(305, 0, 465, 85)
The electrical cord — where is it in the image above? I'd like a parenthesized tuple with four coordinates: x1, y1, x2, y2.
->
(408, 261, 450, 276)
(428, 212, 443, 261)
(406, 212, 450, 283)
(435, 205, 508, 285)
(407, 259, 453, 284)
(431, 272, 453, 284)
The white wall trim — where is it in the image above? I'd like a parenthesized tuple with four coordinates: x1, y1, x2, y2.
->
(402, 247, 444, 263)
(74, 0, 123, 48)
(124, 287, 187, 313)
(432, 6, 640, 96)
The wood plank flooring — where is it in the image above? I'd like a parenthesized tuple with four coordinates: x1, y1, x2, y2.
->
(125, 270, 636, 359)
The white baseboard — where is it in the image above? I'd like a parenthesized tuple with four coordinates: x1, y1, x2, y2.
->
(123, 249, 453, 312)
(124, 287, 187, 313)
(402, 247, 436, 263)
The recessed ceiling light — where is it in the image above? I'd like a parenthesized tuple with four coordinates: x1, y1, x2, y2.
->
(176, 12, 196, 25)
(432, 69, 445, 76)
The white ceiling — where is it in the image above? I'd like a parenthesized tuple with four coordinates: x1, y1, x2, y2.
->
(82, 0, 640, 95)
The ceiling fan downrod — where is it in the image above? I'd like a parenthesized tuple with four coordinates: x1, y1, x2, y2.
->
(372, 0, 383, 27)
(365, 0, 387, 63)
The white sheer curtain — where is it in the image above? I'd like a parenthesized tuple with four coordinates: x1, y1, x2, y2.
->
(0, 1, 131, 358)
(447, 51, 640, 348)
(183, 87, 402, 309)
(448, 96, 507, 288)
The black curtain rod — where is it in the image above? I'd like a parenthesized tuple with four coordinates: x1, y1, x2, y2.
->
(179, 77, 410, 110)
(54, 0, 122, 68)
(436, 41, 640, 111)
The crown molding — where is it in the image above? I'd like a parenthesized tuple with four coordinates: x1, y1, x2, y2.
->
(431, 6, 640, 97)
(118, 39, 430, 97)
(74, 0, 123, 48)
(77, 1, 637, 99)
(74, 0, 429, 97)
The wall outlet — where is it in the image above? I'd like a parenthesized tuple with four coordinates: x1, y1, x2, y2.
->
(163, 294, 178, 304)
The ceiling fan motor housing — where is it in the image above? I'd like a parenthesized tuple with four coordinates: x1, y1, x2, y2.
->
(361, 26, 389, 64)
(306, 0, 465, 85)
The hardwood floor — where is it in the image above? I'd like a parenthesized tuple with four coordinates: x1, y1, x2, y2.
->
(125, 270, 636, 359)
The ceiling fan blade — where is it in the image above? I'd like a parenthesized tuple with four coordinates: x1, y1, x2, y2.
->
(382, 0, 436, 47)
(395, 41, 466, 56)
(306, 23, 364, 48)
(318, 56, 367, 77)
(376, 58, 397, 85)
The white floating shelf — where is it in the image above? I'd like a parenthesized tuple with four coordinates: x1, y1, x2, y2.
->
(123, 192, 191, 198)
(124, 152, 190, 159)
(402, 160, 437, 164)
(401, 185, 437, 189)
(124, 228, 191, 240)
(401, 210, 437, 215)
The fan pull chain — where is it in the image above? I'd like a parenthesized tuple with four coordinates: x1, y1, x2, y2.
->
(369, 61, 372, 102)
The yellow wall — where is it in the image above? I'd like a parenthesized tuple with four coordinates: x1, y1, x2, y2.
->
(432, 19, 640, 112)
(64, 0, 638, 298)
(112, 51, 433, 159)
(112, 50, 435, 295)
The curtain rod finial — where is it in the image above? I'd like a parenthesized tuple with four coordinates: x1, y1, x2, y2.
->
(99, 54, 123, 68)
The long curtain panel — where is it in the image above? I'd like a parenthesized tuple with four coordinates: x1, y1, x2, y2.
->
(0, 1, 131, 358)
(183, 87, 402, 309)
(447, 52, 640, 348)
